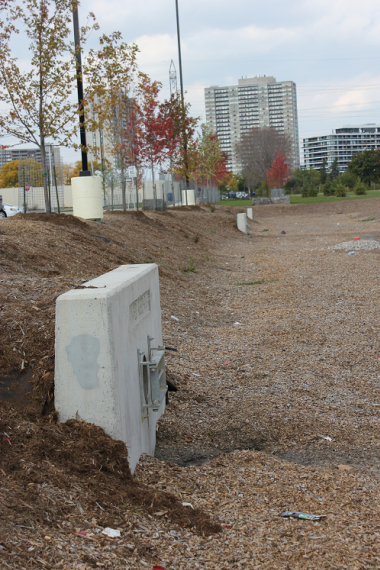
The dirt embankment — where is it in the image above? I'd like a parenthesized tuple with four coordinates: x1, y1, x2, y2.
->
(1, 206, 238, 566)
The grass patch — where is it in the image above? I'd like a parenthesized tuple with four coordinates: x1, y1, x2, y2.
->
(360, 217, 375, 222)
(236, 279, 278, 286)
(261, 229, 269, 232)
(182, 256, 196, 273)
(218, 199, 252, 207)
(290, 190, 380, 204)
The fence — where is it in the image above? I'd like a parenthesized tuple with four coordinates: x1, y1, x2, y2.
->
(103, 179, 220, 211)
(18, 147, 64, 213)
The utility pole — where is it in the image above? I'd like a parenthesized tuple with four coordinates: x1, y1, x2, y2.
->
(73, 5, 90, 176)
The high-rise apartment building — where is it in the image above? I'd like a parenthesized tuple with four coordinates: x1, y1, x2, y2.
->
(0, 147, 42, 168)
(204, 76, 300, 172)
(303, 124, 380, 173)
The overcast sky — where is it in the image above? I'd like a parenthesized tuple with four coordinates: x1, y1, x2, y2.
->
(78, 0, 380, 164)
(3, 0, 380, 166)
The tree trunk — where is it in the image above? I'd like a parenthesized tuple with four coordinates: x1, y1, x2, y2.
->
(40, 140, 51, 214)
(39, 2, 50, 215)
(121, 159, 126, 211)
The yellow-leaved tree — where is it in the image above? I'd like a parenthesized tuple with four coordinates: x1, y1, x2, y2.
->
(0, 0, 97, 213)
(0, 160, 19, 188)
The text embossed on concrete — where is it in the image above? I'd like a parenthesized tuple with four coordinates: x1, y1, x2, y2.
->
(130, 290, 151, 327)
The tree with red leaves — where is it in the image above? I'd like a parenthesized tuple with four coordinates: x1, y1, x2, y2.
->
(135, 74, 176, 188)
(160, 92, 198, 182)
(192, 124, 229, 187)
(265, 152, 291, 188)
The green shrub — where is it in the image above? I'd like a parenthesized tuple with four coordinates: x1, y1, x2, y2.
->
(353, 181, 367, 195)
(335, 183, 347, 197)
(307, 186, 318, 197)
(210, 206, 215, 213)
(341, 171, 358, 189)
(301, 186, 309, 198)
(323, 181, 333, 196)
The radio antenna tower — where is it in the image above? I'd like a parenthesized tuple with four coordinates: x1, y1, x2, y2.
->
(169, 60, 178, 96)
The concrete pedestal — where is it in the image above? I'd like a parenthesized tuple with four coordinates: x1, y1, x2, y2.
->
(55, 264, 165, 472)
(72, 175, 103, 220)
(237, 213, 249, 234)
(181, 189, 195, 206)
(247, 208, 254, 220)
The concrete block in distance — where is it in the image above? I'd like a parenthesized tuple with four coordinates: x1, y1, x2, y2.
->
(181, 189, 195, 206)
(55, 264, 165, 473)
(247, 208, 254, 220)
(237, 212, 249, 234)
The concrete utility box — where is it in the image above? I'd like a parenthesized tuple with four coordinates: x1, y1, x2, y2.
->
(237, 212, 249, 234)
(247, 207, 254, 220)
(55, 264, 166, 472)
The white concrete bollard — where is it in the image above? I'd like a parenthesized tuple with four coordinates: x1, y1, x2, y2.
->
(55, 264, 166, 472)
(71, 175, 103, 220)
(247, 208, 254, 220)
(237, 212, 249, 234)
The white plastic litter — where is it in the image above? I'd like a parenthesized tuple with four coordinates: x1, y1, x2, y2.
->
(102, 527, 121, 538)
(182, 502, 194, 509)
(171, 315, 179, 321)
(317, 434, 332, 442)
(234, 322, 241, 325)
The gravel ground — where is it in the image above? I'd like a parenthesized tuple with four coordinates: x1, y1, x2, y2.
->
(1, 200, 380, 569)
(330, 239, 380, 250)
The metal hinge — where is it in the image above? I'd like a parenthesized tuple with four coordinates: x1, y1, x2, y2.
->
(138, 335, 167, 419)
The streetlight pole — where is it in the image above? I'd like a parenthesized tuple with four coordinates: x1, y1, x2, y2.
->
(73, 4, 90, 176)
(175, 0, 184, 101)
(174, 0, 188, 193)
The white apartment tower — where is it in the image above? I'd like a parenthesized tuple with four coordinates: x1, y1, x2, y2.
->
(204, 76, 300, 173)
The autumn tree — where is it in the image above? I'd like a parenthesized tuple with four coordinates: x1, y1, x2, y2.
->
(235, 127, 291, 188)
(0, 0, 97, 213)
(266, 152, 291, 188)
(63, 159, 102, 185)
(134, 75, 174, 189)
(192, 124, 228, 187)
(84, 32, 138, 210)
(0, 160, 19, 188)
(160, 93, 198, 182)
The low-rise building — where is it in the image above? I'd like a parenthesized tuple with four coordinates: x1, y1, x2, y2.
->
(303, 124, 380, 172)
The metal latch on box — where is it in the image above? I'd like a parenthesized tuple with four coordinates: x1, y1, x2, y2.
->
(138, 335, 167, 418)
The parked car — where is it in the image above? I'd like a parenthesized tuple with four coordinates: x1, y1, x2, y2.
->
(0, 202, 22, 218)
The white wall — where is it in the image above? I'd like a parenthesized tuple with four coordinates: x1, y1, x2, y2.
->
(0, 186, 73, 209)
